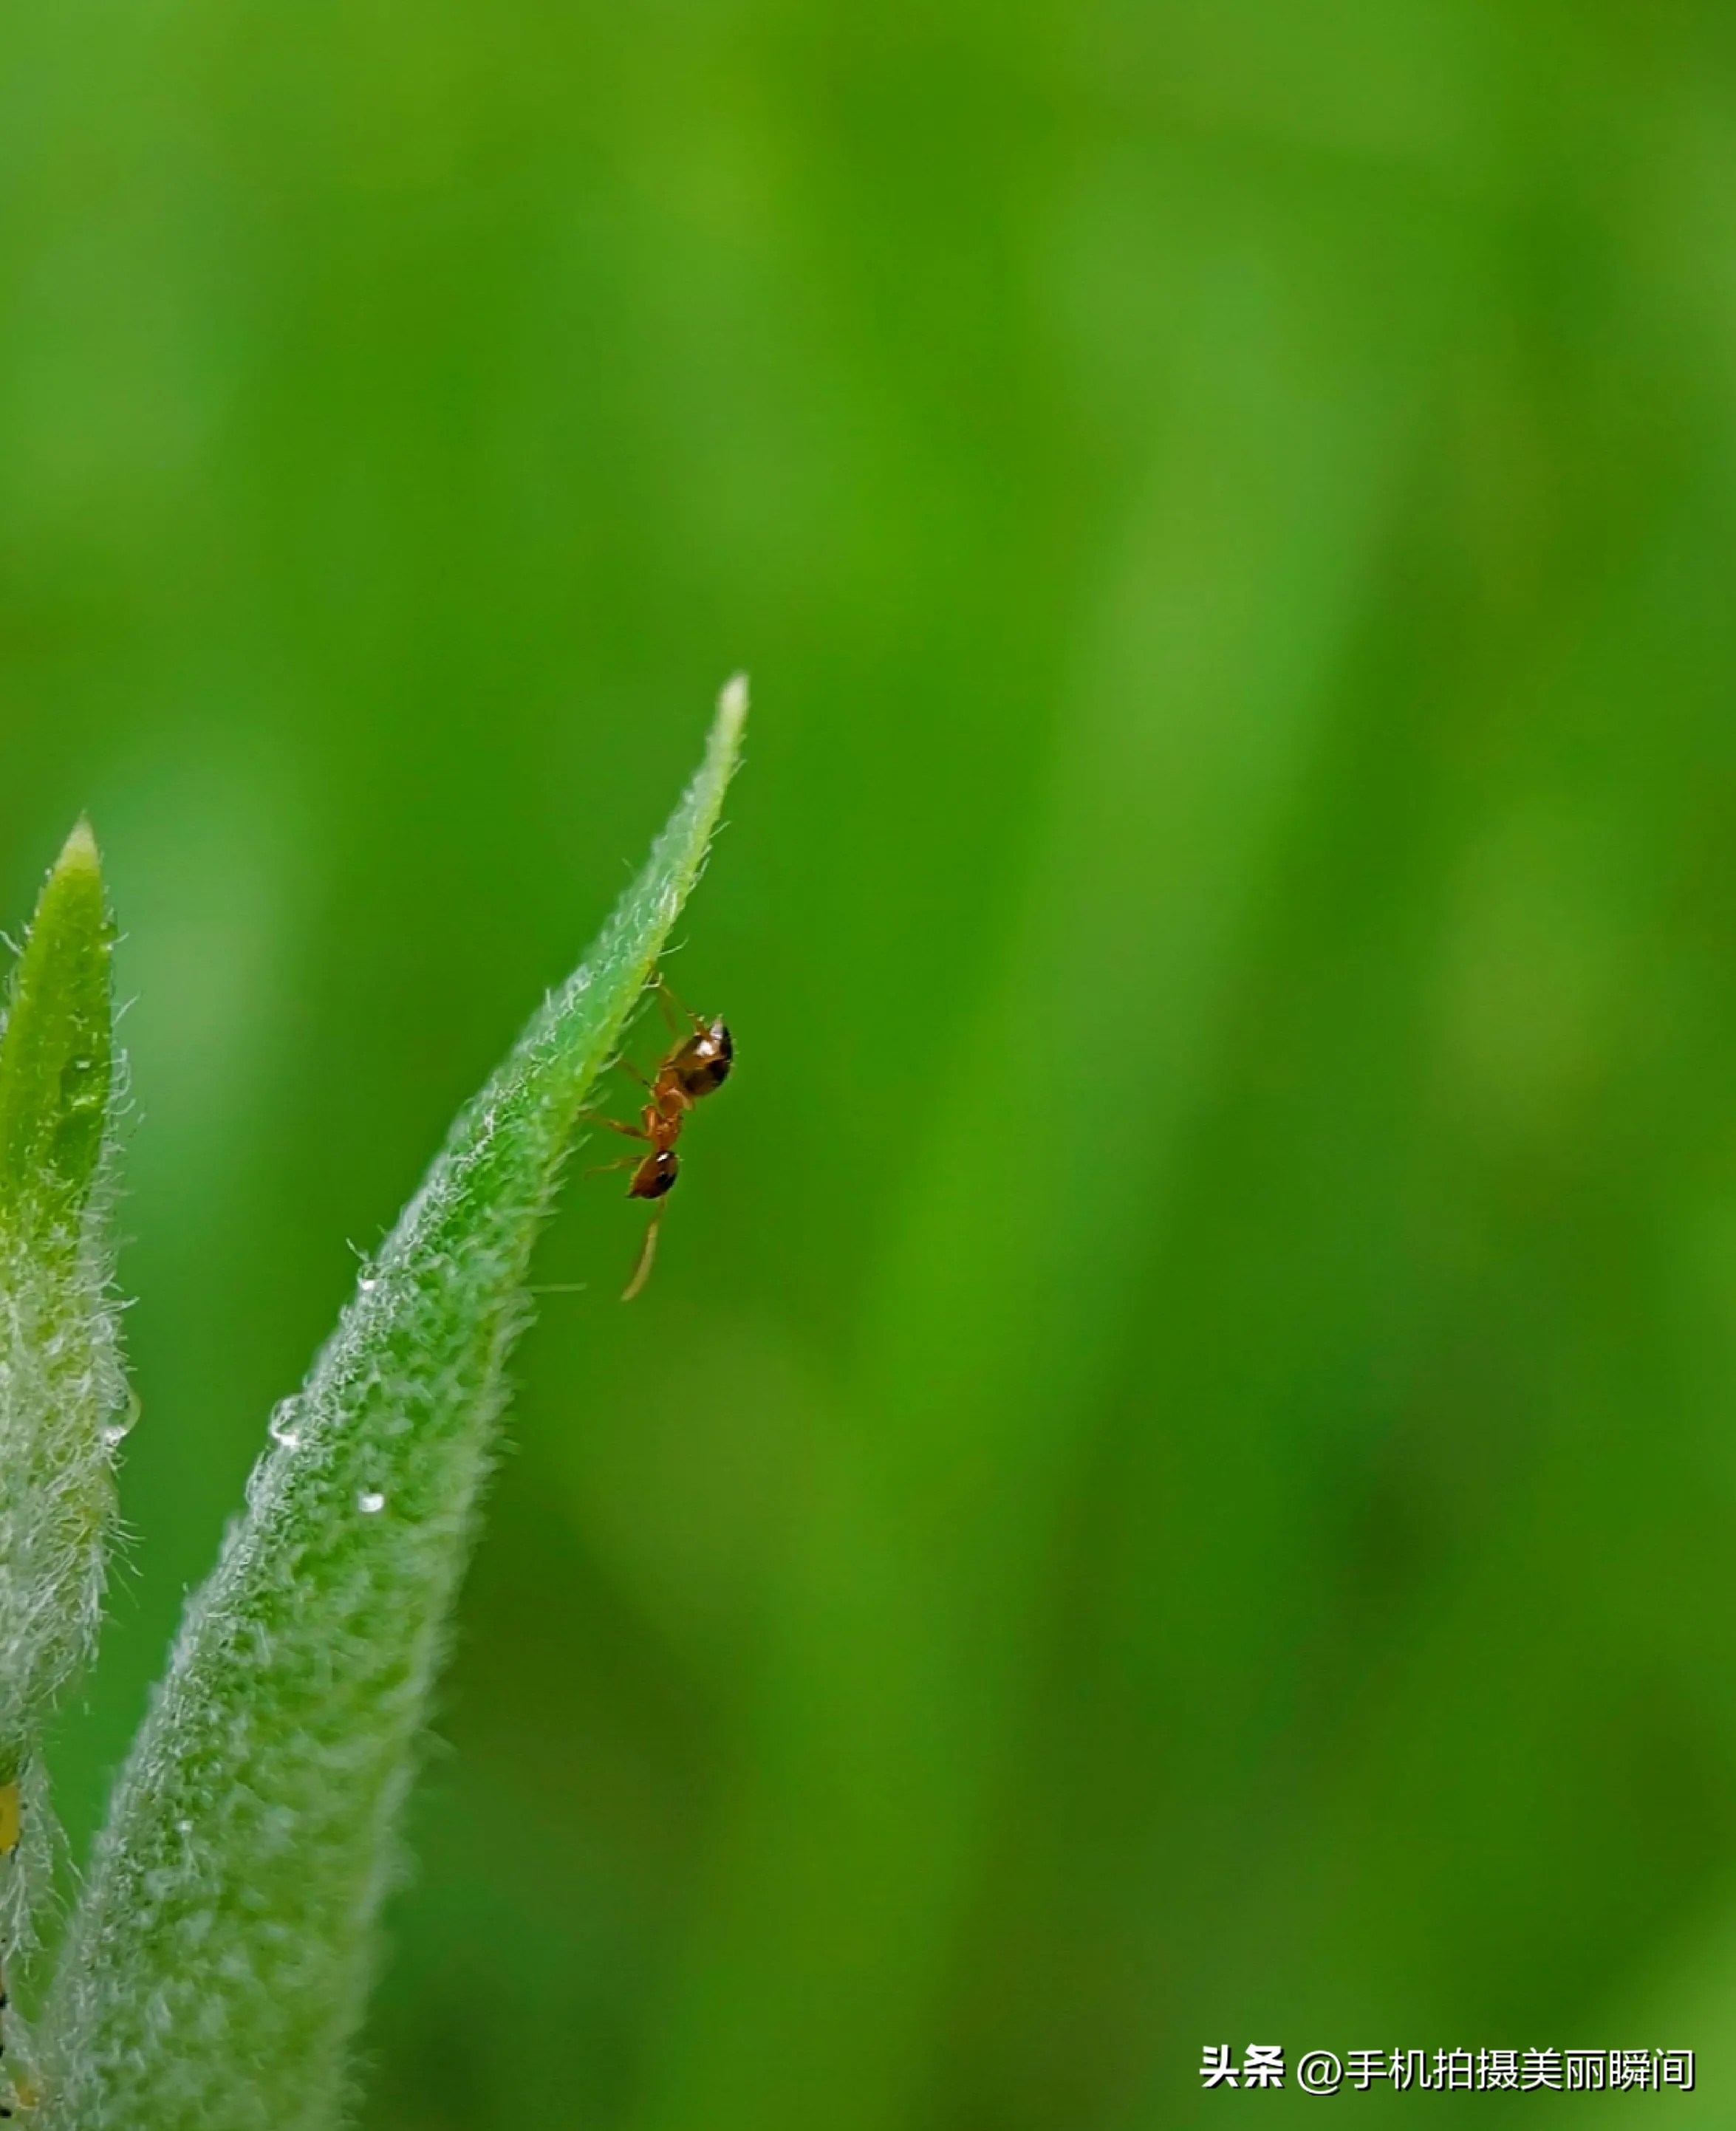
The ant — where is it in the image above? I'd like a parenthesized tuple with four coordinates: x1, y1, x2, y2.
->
(584, 976, 733, 1300)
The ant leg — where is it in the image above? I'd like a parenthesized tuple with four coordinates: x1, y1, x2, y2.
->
(655, 975, 705, 1035)
(621, 1201, 665, 1301)
(584, 1155, 642, 1179)
(578, 1109, 649, 1141)
(614, 1053, 654, 1091)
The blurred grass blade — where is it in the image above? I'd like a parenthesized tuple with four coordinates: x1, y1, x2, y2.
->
(0, 821, 126, 2014)
(38, 682, 746, 2131)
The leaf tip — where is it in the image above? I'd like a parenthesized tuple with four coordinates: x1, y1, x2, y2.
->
(55, 816, 102, 880)
(717, 671, 750, 740)
(0, 816, 115, 1235)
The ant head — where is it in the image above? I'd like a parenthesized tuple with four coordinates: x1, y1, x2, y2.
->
(630, 1146, 680, 1200)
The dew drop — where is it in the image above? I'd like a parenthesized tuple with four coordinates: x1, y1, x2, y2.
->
(268, 1400, 301, 1450)
(358, 1490, 386, 1515)
(358, 1277, 378, 1296)
(176, 1819, 194, 1836)
(103, 1386, 144, 1446)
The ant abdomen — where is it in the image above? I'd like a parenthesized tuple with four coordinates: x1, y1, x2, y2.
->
(671, 1019, 733, 1099)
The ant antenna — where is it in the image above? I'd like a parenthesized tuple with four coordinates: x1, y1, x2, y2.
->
(621, 1203, 664, 1302)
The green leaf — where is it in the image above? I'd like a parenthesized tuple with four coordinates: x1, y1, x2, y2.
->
(36, 681, 747, 2131)
(0, 818, 114, 1246)
(0, 821, 126, 1971)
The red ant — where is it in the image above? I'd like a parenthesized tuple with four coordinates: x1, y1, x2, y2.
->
(584, 977, 733, 1299)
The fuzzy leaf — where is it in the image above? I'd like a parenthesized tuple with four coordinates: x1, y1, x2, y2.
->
(0, 821, 127, 1997)
(37, 682, 746, 2131)
(0, 820, 114, 1247)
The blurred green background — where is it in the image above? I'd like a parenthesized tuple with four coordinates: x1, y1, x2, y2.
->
(7, 0, 1736, 2123)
